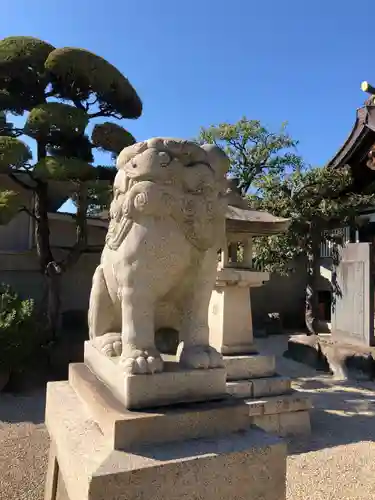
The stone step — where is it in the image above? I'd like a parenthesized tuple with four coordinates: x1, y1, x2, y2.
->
(251, 410, 311, 437)
(245, 391, 312, 417)
(227, 376, 291, 399)
(224, 354, 276, 381)
(247, 392, 312, 437)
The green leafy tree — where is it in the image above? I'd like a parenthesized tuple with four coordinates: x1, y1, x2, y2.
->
(197, 116, 303, 195)
(0, 36, 142, 338)
(251, 166, 375, 334)
(0, 283, 38, 374)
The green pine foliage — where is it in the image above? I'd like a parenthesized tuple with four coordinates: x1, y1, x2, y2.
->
(0, 35, 142, 340)
(251, 165, 375, 273)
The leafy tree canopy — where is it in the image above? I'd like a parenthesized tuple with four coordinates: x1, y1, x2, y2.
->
(198, 116, 375, 333)
(0, 35, 142, 339)
(250, 164, 375, 334)
(0, 36, 139, 181)
(45, 47, 142, 118)
(250, 165, 375, 273)
(92, 122, 136, 156)
(197, 116, 303, 195)
(0, 136, 31, 171)
(33, 157, 93, 181)
(0, 189, 21, 224)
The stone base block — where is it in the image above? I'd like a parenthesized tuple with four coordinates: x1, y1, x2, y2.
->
(252, 376, 292, 398)
(251, 410, 311, 437)
(84, 341, 227, 409)
(227, 376, 291, 398)
(220, 343, 258, 355)
(68, 363, 249, 450)
(224, 354, 275, 381)
(246, 392, 312, 417)
(45, 379, 287, 500)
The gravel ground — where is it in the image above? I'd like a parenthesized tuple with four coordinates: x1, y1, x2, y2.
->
(0, 389, 48, 500)
(1, 335, 375, 500)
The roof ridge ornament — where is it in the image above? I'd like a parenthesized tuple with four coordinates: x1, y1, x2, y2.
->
(361, 81, 375, 106)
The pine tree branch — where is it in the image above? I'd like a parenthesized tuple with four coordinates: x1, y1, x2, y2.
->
(8, 172, 34, 191)
(59, 183, 88, 272)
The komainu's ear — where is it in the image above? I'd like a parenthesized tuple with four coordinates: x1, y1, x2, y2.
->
(116, 141, 148, 170)
(201, 144, 230, 179)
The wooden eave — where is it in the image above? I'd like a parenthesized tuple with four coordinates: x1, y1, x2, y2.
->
(326, 105, 375, 191)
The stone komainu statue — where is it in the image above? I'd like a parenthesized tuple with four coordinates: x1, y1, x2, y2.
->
(88, 138, 229, 374)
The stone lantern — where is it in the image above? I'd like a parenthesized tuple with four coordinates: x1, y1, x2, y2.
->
(209, 179, 290, 356)
(207, 180, 312, 438)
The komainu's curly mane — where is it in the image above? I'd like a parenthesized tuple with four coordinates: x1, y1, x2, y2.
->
(105, 138, 228, 252)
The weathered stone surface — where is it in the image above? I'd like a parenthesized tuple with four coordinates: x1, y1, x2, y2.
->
(285, 334, 375, 380)
(209, 270, 263, 355)
(227, 376, 291, 398)
(224, 354, 276, 381)
(252, 413, 280, 434)
(279, 410, 311, 436)
(331, 243, 375, 347)
(45, 380, 287, 500)
(284, 334, 330, 372)
(226, 379, 254, 398)
(251, 410, 311, 437)
(252, 376, 291, 398)
(69, 363, 248, 450)
(84, 341, 227, 410)
(245, 392, 312, 417)
(88, 138, 229, 379)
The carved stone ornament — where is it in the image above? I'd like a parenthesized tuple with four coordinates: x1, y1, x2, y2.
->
(88, 138, 230, 375)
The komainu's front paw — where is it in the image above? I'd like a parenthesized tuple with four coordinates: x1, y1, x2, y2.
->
(91, 333, 122, 357)
(120, 346, 164, 374)
(176, 343, 224, 369)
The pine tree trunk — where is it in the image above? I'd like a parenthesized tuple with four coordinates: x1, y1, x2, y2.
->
(34, 181, 61, 340)
(33, 142, 63, 340)
(46, 262, 62, 339)
(305, 231, 321, 335)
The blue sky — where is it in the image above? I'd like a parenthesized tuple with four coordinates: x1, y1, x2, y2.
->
(2, 0, 374, 207)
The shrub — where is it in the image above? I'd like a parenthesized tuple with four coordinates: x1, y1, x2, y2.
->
(0, 284, 39, 371)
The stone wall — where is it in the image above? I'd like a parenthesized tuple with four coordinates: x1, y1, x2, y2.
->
(251, 256, 333, 329)
(0, 250, 100, 312)
(251, 264, 307, 329)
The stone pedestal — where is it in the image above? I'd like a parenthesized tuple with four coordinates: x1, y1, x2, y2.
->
(208, 267, 312, 437)
(84, 341, 226, 410)
(44, 363, 287, 500)
(209, 267, 269, 355)
(222, 353, 312, 437)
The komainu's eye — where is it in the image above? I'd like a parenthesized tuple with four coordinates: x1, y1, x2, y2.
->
(158, 151, 170, 167)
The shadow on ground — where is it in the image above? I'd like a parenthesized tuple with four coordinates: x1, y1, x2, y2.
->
(0, 389, 46, 425)
(255, 335, 375, 455)
(287, 376, 375, 454)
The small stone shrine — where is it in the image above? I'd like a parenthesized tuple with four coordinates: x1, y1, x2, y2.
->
(209, 180, 312, 436)
(44, 139, 286, 500)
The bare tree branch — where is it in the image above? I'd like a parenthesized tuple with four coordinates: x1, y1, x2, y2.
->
(20, 205, 39, 221)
